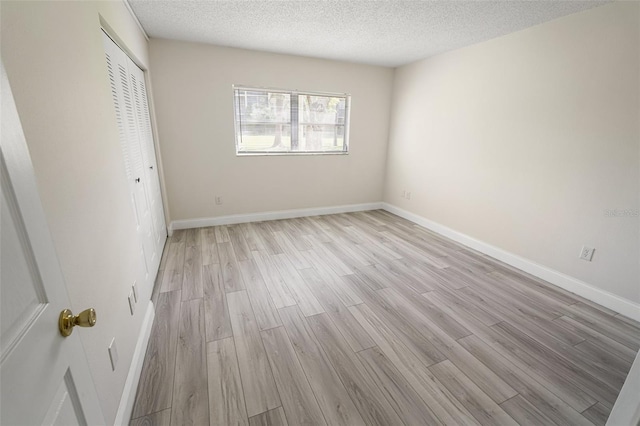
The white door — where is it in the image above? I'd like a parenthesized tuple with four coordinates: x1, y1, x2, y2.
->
(0, 61, 104, 425)
(102, 32, 157, 282)
(102, 31, 166, 281)
(129, 65, 167, 253)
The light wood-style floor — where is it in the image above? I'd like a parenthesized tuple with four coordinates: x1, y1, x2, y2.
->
(130, 210, 639, 426)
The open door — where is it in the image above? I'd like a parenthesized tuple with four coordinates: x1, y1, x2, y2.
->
(0, 61, 105, 424)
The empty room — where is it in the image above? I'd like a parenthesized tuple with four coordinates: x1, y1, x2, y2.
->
(1, 0, 639, 425)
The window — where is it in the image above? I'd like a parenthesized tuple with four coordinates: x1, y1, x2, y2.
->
(233, 86, 350, 155)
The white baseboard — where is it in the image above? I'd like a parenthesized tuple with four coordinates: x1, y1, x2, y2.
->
(382, 203, 640, 322)
(113, 301, 155, 426)
(169, 202, 383, 234)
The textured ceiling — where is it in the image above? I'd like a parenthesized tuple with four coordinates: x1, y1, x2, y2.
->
(128, 0, 609, 67)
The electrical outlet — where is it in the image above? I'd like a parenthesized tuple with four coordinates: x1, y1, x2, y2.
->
(108, 338, 118, 371)
(401, 190, 406, 199)
(406, 192, 411, 200)
(132, 282, 138, 303)
(128, 290, 135, 315)
(215, 196, 223, 205)
(579, 246, 595, 261)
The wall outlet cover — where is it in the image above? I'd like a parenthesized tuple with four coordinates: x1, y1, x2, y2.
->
(579, 246, 595, 261)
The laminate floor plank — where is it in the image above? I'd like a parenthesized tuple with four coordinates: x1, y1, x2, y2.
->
(301, 249, 363, 306)
(378, 287, 517, 404)
(492, 321, 618, 407)
(348, 303, 480, 426)
(281, 223, 313, 251)
(382, 277, 473, 340)
(358, 346, 444, 425)
(425, 279, 504, 327)
(370, 260, 435, 295)
(271, 231, 311, 270)
(305, 236, 353, 276)
(251, 250, 297, 309)
(458, 334, 593, 426)
(130, 409, 171, 426)
(201, 227, 220, 266)
(499, 395, 556, 426)
(239, 222, 266, 252)
(429, 360, 518, 426)
(278, 306, 366, 426)
(573, 340, 631, 389)
(254, 222, 284, 255)
(215, 225, 231, 243)
(132, 291, 181, 418)
(203, 264, 233, 342)
(564, 303, 640, 350)
(228, 224, 252, 261)
(238, 258, 282, 331)
(184, 228, 200, 247)
(228, 291, 281, 417)
(306, 313, 404, 426)
(488, 268, 579, 307)
(132, 212, 636, 426)
(171, 229, 185, 243)
(344, 274, 447, 366)
(381, 230, 450, 269)
(261, 326, 326, 425)
(182, 243, 203, 300)
(271, 253, 324, 316)
(424, 291, 598, 412)
(248, 407, 288, 426)
(616, 313, 640, 329)
(207, 337, 249, 426)
(581, 402, 610, 426)
(341, 226, 403, 263)
(553, 315, 637, 364)
(219, 241, 246, 292)
(460, 281, 592, 350)
(160, 242, 185, 292)
(299, 267, 375, 352)
(381, 224, 452, 261)
(300, 217, 334, 243)
(171, 298, 208, 426)
(465, 271, 568, 321)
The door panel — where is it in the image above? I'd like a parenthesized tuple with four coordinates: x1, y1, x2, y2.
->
(0, 173, 47, 357)
(0, 60, 104, 425)
(102, 32, 158, 281)
(102, 31, 166, 281)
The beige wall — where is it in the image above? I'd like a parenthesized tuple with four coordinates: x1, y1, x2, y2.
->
(1, 1, 154, 423)
(385, 2, 639, 303)
(148, 39, 393, 222)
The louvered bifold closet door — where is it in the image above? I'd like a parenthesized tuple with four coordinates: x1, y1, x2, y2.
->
(129, 64, 166, 252)
(102, 31, 161, 282)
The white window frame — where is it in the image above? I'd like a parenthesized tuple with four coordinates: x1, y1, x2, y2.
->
(233, 85, 351, 156)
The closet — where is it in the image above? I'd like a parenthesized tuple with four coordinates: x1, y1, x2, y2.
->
(102, 31, 166, 284)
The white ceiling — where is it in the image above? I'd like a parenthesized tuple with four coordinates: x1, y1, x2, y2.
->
(128, 0, 609, 67)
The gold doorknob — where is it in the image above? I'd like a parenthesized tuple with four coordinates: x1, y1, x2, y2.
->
(59, 308, 96, 337)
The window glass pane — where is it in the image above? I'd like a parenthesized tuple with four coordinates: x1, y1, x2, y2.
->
(298, 124, 344, 152)
(235, 90, 292, 151)
(298, 95, 346, 152)
(234, 87, 349, 154)
(299, 95, 345, 125)
(238, 124, 291, 152)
